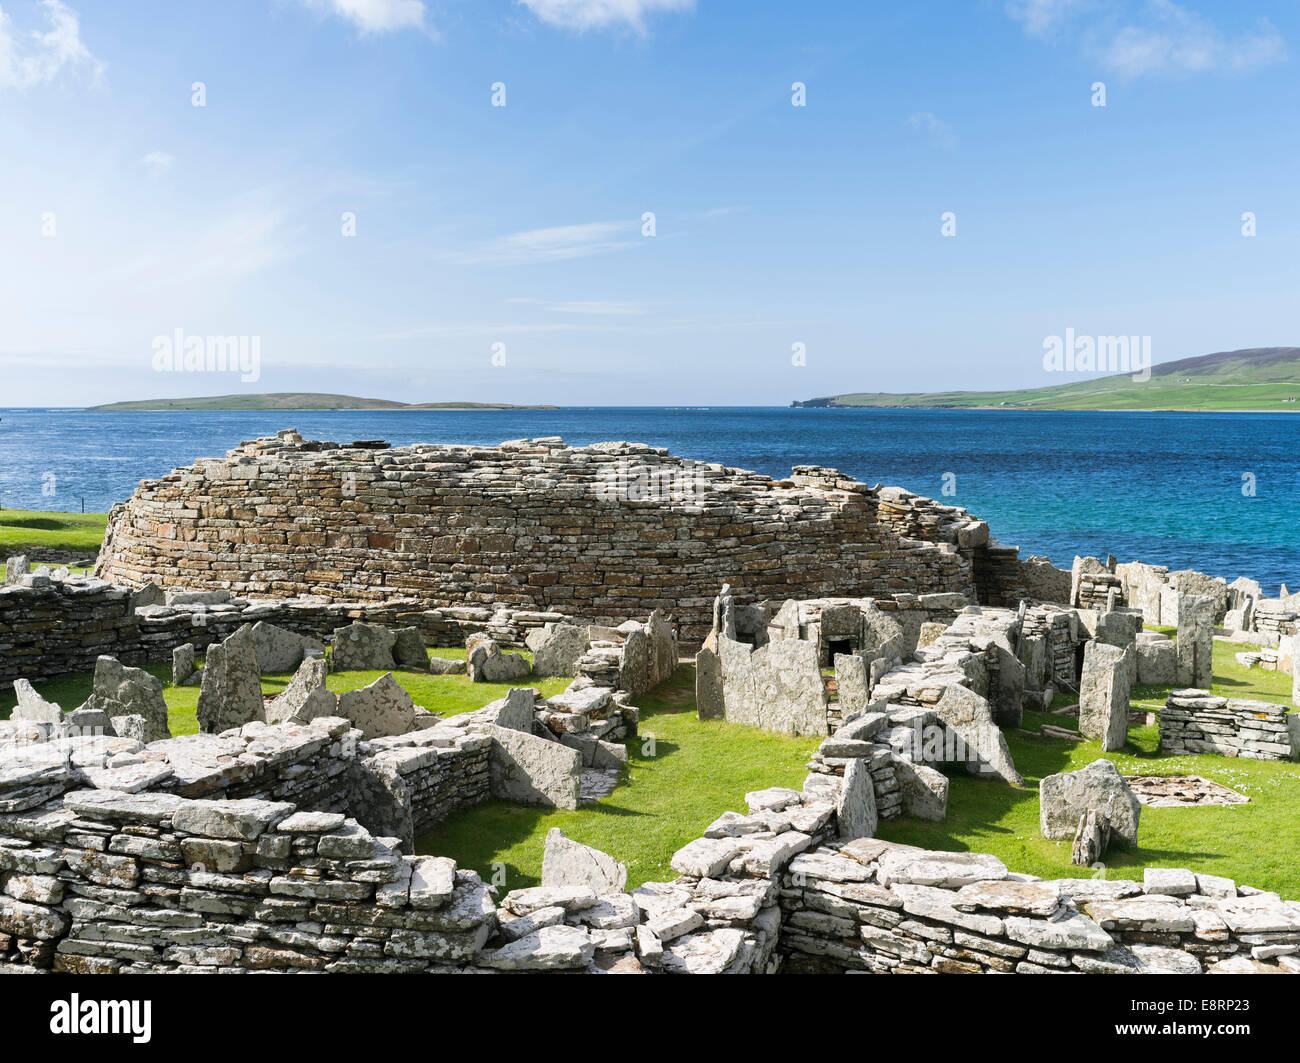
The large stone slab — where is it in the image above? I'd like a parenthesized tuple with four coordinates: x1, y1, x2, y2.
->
(467, 637, 531, 683)
(81, 655, 171, 742)
(331, 622, 397, 671)
(717, 635, 829, 737)
(264, 656, 338, 726)
(1078, 641, 1130, 752)
(487, 726, 582, 810)
(11, 679, 63, 726)
(834, 654, 870, 719)
(1176, 593, 1215, 688)
(196, 625, 265, 734)
(541, 827, 628, 894)
(529, 623, 588, 677)
(933, 684, 1021, 785)
(337, 673, 418, 739)
(1040, 758, 1141, 845)
(835, 757, 877, 839)
(251, 621, 325, 674)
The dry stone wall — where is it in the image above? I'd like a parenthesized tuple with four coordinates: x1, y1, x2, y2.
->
(93, 431, 1029, 645)
(0, 571, 565, 691)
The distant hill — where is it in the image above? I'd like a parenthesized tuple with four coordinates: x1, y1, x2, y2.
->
(792, 347, 1300, 411)
(89, 393, 558, 412)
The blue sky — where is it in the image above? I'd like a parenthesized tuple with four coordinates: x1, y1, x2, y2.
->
(1, 0, 1297, 406)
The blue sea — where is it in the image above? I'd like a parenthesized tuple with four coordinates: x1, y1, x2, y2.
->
(1, 407, 1295, 594)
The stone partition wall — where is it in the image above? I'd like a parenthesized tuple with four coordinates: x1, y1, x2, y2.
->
(93, 431, 1032, 644)
(1159, 690, 1297, 761)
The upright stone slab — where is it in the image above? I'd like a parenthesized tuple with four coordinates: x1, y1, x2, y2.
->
(618, 627, 652, 695)
(265, 656, 337, 725)
(529, 623, 587, 677)
(1040, 758, 1140, 845)
(337, 673, 418, 739)
(933, 685, 1021, 785)
(11, 680, 63, 725)
(541, 828, 628, 894)
(81, 655, 171, 742)
(834, 654, 870, 719)
(836, 757, 877, 839)
(172, 643, 200, 687)
(331, 622, 397, 672)
(1078, 641, 1130, 752)
(251, 621, 325, 674)
(646, 609, 678, 688)
(1095, 609, 1140, 686)
(1175, 593, 1215, 689)
(487, 726, 582, 810)
(3, 555, 29, 585)
(392, 627, 429, 670)
(196, 625, 265, 734)
(718, 635, 829, 737)
(695, 646, 724, 721)
(466, 637, 531, 683)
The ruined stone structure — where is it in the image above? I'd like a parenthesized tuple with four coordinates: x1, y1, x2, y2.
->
(93, 431, 1042, 645)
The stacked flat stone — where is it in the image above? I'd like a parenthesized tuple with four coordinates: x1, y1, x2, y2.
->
(93, 432, 1020, 646)
(1159, 690, 1295, 760)
(4, 708, 1297, 974)
(0, 571, 569, 691)
(778, 840, 1300, 974)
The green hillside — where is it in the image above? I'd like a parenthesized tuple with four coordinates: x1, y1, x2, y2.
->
(794, 347, 1300, 411)
(89, 393, 557, 411)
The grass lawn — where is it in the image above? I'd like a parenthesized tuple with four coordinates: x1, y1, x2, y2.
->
(0, 509, 107, 558)
(417, 667, 816, 893)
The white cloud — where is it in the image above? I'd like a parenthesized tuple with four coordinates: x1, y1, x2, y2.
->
(295, 0, 429, 36)
(1007, 0, 1286, 77)
(906, 112, 957, 151)
(140, 150, 175, 177)
(508, 297, 648, 315)
(518, 0, 695, 34)
(1005, 0, 1088, 38)
(445, 221, 641, 266)
(1097, 3, 1284, 77)
(0, 0, 102, 90)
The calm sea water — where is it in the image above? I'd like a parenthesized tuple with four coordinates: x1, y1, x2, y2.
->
(1, 407, 1295, 593)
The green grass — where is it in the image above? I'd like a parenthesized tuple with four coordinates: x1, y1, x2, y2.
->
(417, 667, 816, 893)
(0, 509, 107, 560)
(0, 647, 570, 739)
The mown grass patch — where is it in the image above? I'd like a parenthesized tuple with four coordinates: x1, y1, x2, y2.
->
(417, 667, 816, 893)
(0, 509, 106, 557)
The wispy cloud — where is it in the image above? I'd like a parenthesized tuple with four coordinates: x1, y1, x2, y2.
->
(508, 297, 649, 315)
(0, 0, 102, 90)
(443, 221, 642, 266)
(906, 112, 957, 151)
(140, 150, 175, 178)
(1006, 0, 1286, 77)
(293, 0, 431, 36)
(518, 0, 695, 34)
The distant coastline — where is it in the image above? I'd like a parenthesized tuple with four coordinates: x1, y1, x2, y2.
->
(792, 346, 1300, 413)
(88, 393, 558, 412)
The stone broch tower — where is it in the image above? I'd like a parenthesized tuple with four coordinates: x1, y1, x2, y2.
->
(95, 430, 1018, 642)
